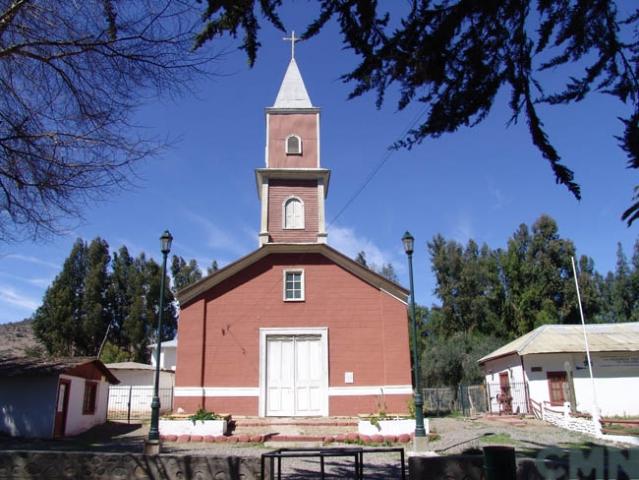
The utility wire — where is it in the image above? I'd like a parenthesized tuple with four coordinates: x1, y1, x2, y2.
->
(327, 105, 429, 227)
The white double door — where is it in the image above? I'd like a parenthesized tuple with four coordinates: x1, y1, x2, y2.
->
(266, 335, 325, 416)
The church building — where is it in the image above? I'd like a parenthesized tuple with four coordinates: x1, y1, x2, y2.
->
(174, 50, 412, 417)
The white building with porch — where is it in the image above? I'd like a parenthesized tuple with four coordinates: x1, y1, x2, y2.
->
(478, 322, 639, 417)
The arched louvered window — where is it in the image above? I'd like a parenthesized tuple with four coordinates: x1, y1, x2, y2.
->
(284, 197, 304, 229)
(286, 134, 302, 155)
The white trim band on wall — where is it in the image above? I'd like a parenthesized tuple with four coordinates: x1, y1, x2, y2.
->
(328, 385, 413, 396)
(175, 385, 413, 398)
(175, 387, 260, 397)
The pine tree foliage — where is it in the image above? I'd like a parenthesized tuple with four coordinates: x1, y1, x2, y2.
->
(207, 260, 220, 275)
(422, 214, 637, 386)
(171, 255, 203, 292)
(196, 1, 639, 224)
(32, 238, 180, 359)
(355, 251, 368, 267)
(428, 214, 638, 343)
(32, 239, 87, 355)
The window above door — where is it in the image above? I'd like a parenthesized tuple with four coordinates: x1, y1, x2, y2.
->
(283, 269, 304, 301)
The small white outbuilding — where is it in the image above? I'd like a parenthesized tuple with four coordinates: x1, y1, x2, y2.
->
(149, 338, 177, 371)
(478, 322, 639, 417)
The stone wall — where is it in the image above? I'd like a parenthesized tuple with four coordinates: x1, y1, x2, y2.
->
(0, 451, 264, 480)
(409, 448, 639, 480)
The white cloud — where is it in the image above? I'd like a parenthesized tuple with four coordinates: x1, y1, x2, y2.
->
(3, 254, 59, 269)
(185, 212, 252, 256)
(0, 286, 40, 311)
(452, 214, 474, 244)
(328, 225, 396, 268)
(0, 271, 52, 288)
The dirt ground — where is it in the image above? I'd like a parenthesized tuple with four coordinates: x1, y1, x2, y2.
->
(1, 415, 634, 479)
(0, 415, 624, 454)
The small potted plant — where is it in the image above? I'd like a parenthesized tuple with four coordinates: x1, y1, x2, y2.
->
(357, 395, 421, 436)
(159, 408, 228, 436)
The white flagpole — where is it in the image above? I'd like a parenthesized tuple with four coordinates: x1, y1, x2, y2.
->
(571, 256, 602, 436)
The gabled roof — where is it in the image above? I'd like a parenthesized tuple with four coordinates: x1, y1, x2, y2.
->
(177, 243, 409, 306)
(105, 361, 174, 373)
(478, 322, 639, 364)
(272, 58, 313, 109)
(0, 356, 120, 384)
(146, 338, 177, 349)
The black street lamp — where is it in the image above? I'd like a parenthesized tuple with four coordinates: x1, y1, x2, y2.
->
(402, 231, 426, 438)
(148, 230, 173, 445)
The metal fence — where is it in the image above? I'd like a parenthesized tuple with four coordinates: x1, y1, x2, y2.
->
(423, 381, 529, 416)
(422, 384, 490, 416)
(485, 381, 529, 415)
(107, 385, 174, 422)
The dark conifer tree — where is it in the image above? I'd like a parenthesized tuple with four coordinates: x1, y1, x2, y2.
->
(33, 239, 88, 355)
(80, 238, 111, 355)
(171, 255, 203, 292)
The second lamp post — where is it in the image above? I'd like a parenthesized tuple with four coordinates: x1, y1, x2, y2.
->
(402, 231, 426, 437)
(148, 230, 173, 444)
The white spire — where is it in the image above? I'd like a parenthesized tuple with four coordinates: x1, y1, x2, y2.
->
(273, 58, 313, 108)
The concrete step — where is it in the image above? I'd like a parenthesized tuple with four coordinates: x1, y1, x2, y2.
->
(230, 417, 359, 438)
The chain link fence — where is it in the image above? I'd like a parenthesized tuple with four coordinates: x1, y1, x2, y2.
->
(107, 386, 174, 422)
(423, 382, 529, 416)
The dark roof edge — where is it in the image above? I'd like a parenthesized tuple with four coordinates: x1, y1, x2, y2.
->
(177, 243, 409, 307)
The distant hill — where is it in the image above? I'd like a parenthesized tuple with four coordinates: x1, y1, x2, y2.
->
(0, 319, 45, 357)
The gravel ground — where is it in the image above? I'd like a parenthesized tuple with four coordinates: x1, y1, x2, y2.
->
(0, 416, 627, 479)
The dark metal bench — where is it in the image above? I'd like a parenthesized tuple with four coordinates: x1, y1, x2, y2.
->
(260, 446, 406, 480)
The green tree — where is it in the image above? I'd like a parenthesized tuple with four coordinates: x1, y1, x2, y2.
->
(567, 255, 605, 324)
(122, 258, 148, 362)
(80, 238, 111, 355)
(108, 246, 135, 350)
(207, 260, 220, 275)
(99, 341, 130, 364)
(33, 238, 179, 360)
(33, 239, 88, 355)
(171, 255, 203, 292)
(420, 332, 503, 387)
(500, 215, 578, 335)
(144, 256, 178, 345)
(630, 240, 639, 321)
(428, 236, 503, 336)
(610, 242, 635, 321)
(196, 1, 639, 224)
(376, 263, 398, 283)
(355, 251, 368, 267)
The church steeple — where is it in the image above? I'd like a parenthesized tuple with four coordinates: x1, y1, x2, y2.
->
(256, 47, 330, 246)
(273, 58, 313, 109)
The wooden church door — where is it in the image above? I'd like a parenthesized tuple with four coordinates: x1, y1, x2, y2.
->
(266, 335, 324, 416)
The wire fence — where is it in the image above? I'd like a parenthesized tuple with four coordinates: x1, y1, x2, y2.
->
(107, 385, 174, 422)
(423, 382, 529, 416)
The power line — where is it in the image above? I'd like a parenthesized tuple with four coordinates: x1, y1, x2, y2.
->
(327, 105, 429, 227)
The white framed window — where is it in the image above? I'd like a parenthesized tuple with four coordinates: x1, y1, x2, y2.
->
(283, 269, 304, 301)
(286, 134, 302, 155)
(283, 197, 304, 229)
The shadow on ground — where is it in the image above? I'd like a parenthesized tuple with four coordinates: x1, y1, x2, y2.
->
(0, 421, 146, 452)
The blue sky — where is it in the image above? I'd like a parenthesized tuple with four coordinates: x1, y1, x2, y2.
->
(0, 6, 637, 324)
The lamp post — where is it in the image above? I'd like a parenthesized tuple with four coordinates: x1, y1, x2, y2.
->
(402, 231, 426, 438)
(148, 230, 173, 445)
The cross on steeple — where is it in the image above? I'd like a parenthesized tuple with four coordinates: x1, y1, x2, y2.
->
(283, 31, 299, 59)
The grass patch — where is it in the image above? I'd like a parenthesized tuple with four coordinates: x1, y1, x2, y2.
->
(603, 423, 639, 436)
(478, 433, 520, 446)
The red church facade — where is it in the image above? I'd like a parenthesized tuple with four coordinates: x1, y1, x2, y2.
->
(174, 55, 412, 417)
